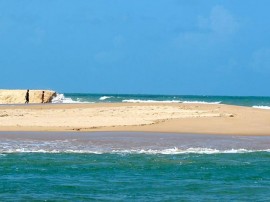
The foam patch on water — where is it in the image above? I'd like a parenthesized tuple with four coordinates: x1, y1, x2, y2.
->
(52, 94, 93, 104)
(252, 105, 270, 110)
(99, 96, 112, 101)
(182, 101, 221, 104)
(111, 148, 270, 154)
(122, 99, 221, 104)
(122, 99, 182, 103)
(1, 146, 269, 154)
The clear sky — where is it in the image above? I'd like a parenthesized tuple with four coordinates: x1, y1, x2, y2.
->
(0, 0, 269, 96)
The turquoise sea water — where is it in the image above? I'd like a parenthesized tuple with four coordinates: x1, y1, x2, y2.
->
(1, 152, 270, 201)
(53, 93, 270, 108)
(0, 132, 270, 201)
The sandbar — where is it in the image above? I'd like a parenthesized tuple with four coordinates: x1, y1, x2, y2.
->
(0, 103, 270, 135)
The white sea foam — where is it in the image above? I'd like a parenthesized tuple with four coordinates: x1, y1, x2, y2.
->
(99, 96, 112, 101)
(52, 94, 75, 103)
(122, 99, 182, 103)
(0, 147, 269, 154)
(252, 105, 270, 110)
(122, 99, 221, 104)
(182, 101, 221, 104)
(111, 148, 270, 154)
(52, 94, 92, 104)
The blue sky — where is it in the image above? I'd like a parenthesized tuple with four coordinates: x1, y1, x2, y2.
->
(0, 0, 269, 96)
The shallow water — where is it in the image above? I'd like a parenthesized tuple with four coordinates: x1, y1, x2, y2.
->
(0, 132, 269, 153)
(0, 132, 270, 201)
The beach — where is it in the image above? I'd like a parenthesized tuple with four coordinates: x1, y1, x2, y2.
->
(0, 102, 270, 135)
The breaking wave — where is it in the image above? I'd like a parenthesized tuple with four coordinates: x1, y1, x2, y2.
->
(52, 94, 92, 104)
(99, 96, 112, 101)
(0, 146, 269, 154)
(122, 99, 182, 103)
(252, 105, 270, 110)
(182, 101, 221, 104)
(122, 99, 221, 104)
(111, 148, 270, 154)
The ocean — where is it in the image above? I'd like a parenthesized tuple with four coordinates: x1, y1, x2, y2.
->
(0, 132, 270, 201)
(52, 93, 270, 109)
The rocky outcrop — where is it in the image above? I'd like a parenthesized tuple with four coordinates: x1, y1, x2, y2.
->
(0, 90, 56, 104)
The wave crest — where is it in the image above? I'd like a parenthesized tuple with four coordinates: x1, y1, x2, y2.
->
(1, 147, 269, 154)
(122, 99, 182, 103)
(99, 96, 112, 101)
(52, 94, 92, 104)
(122, 99, 221, 104)
(182, 101, 221, 104)
(252, 105, 270, 110)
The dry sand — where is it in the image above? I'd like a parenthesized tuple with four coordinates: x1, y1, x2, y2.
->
(0, 103, 270, 135)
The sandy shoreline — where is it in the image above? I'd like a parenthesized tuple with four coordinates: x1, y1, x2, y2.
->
(0, 103, 270, 136)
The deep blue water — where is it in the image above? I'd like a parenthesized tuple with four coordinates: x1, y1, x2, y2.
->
(53, 93, 270, 108)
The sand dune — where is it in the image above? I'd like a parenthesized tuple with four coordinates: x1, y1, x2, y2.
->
(0, 90, 56, 104)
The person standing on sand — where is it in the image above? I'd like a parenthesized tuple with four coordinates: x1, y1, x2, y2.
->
(25, 90, 29, 104)
(41, 91, 45, 103)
